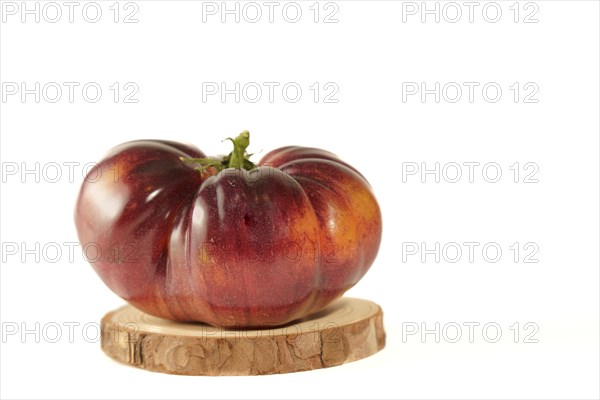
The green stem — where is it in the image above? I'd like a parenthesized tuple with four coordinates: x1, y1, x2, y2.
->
(225, 130, 251, 170)
(179, 130, 257, 175)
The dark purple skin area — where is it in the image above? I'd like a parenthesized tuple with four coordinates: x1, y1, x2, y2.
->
(75, 141, 382, 328)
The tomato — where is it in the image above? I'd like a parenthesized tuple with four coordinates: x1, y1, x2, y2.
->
(75, 131, 381, 328)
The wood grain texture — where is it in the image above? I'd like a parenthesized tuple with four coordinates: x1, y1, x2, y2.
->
(101, 297, 385, 375)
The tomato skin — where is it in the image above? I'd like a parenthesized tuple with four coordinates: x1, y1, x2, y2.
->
(75, 140, 382, 328)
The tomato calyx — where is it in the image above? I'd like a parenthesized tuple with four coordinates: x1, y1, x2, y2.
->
(180, 130, 258, 176)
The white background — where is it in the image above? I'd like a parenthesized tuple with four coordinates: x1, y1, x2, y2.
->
(1, 1, 599, 399)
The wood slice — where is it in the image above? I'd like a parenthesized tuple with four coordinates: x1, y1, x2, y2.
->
(101, 297, 385, 375)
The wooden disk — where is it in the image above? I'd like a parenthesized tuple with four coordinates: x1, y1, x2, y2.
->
(101, 297, 385, 375)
